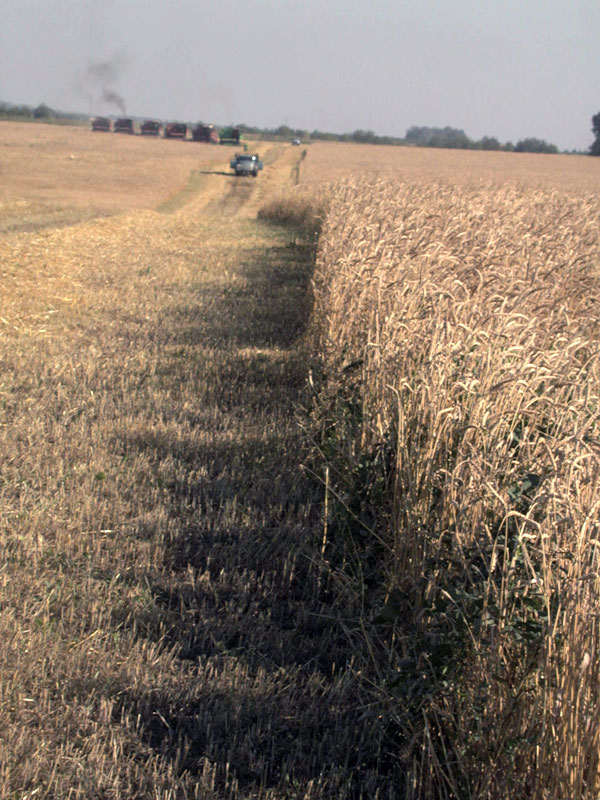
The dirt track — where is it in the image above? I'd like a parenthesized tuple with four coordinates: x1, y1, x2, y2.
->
(158, 142, 303, 217)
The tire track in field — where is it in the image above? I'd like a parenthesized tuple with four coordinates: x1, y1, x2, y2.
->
(157, 143, 304, 218)
(121, 142, 387, 796)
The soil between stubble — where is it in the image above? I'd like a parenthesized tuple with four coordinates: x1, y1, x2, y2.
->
(0, 142, 389, 798)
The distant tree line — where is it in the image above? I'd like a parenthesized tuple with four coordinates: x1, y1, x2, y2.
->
(238, 122, 560, 153)
(405, 125, 560, 153)
(1, 101, 52, 119)
(0, 101, 84, 123)
(255, 119, 600, 155)
(239, 123, 410, 147)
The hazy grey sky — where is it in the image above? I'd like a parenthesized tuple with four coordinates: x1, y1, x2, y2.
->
(0, 0, 598, 151)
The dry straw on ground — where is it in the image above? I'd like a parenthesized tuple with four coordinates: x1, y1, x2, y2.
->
(2, 128, 400, 798)
(0, 120, 226, 218)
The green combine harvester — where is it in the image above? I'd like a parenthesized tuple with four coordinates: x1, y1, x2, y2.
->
(219, 126, 242, 146)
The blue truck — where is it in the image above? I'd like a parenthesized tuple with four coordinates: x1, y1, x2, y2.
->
(230, 152, 263, 177)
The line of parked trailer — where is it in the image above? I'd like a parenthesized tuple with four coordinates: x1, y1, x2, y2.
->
(91, 116, 241, 145)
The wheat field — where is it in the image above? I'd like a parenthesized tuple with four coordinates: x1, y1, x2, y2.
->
(297, 151, 600, 798)
(301, 140, 600, 192)
(2, 119, 600, 798)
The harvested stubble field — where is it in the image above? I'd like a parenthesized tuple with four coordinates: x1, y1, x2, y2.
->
(0, 121, 234, 233)
(2, 120, 600, 799)
(300, 139, 600, 192)
(1, 123, 387, 799)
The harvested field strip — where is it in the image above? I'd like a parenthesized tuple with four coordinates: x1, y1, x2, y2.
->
(0, 144, 396, 798)
(0, 120, 228, 215)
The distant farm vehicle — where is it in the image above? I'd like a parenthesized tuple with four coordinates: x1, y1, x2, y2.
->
(114, 118, 134, 134)
(164, 122, 188, 139)
(141, 120, 161, 136)
(219, 126, 242, 145)
(230, 153, 263, 177)
(91, 116, 111, 132)
(192, 123, 220, 143)
(292, 138, 301, 145)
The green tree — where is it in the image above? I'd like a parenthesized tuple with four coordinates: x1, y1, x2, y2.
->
(515, 137, 558, 154)
(16, 105, 33, 118)
(478, 135, 501, 151)
(33, 103, 53, 119)
(590, 112, 600, 155)
(406, 125, 471, 149)
(351, 129, 376, 143)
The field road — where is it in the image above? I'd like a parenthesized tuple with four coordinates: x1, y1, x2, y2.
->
(157, 142, 303, 217)
(1, 130, 391, 799)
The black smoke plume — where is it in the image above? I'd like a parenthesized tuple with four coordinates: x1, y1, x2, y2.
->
(86, 52, 126, 85)
(81, 52, 128, 115)
(102, 88, 126, 114)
